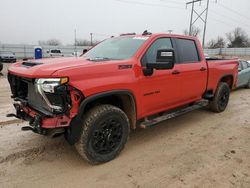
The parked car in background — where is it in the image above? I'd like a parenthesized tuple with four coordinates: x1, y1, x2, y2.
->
(0, 51, 16, 63)
(47, 49, 64, 58)
(71, 51, 81, 57)
(237, 60, 250, 88)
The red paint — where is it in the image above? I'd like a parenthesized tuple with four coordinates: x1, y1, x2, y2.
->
(8, 34, 238, 129)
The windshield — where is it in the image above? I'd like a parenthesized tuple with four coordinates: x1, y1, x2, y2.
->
(83, 36, 149, 61)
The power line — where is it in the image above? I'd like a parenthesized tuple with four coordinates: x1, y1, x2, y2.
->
(159, 0, 186, 5)
(114, 0, 185, 10)
(210, 17, 250, 34)
(218, 3, 250, 21)
(210, 9, 250, 28)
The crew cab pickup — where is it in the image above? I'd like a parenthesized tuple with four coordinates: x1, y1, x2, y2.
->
(7, 33, 238, 164)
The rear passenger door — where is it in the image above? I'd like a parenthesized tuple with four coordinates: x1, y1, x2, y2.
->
(174, 38, 207, 102)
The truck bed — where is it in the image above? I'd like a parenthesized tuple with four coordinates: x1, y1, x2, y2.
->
(207, 59, 238, 91)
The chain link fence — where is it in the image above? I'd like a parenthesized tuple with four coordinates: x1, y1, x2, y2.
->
(0, 44, 90, 59)
(204, 48, 250, 56)
(1, 43, 250, 59)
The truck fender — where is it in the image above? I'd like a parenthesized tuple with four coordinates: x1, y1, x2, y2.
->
(65, 90, 137, 145)
(218, 74, 234, 89)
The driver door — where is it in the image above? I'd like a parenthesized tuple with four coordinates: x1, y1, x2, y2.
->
(139, 38, 182, 116)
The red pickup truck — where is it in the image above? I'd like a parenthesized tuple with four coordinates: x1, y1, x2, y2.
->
(7, 33, 238, 164)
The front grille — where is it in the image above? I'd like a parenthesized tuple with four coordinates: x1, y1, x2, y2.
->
(27, 83, 51, 112)
(8, 73, 68, 115)
(8, 74, 51, 114)
(8, 74, 30, 99)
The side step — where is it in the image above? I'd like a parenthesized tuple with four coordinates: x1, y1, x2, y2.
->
(140, 100, 208, 128)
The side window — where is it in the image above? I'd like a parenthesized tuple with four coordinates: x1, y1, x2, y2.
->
(242, 61, 248, 70)
(175, 38, 199, 63)
(141, 38, 172, 66)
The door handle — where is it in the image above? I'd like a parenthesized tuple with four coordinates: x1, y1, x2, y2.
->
(200, 67, 207, 71)
(172, 70, 180, 75)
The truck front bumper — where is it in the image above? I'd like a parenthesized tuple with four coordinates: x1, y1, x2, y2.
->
(8, 73, 83, 135)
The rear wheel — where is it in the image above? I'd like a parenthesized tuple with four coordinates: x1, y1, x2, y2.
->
(209, 82, 230, 113)
(75, 105, 130, 164)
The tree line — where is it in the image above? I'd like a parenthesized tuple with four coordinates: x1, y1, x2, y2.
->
(207, 27, 250, 49)
(185, 26, 250, 49)
(38, 27, 250, 49)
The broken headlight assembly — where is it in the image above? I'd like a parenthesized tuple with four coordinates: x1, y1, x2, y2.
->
(35, 77, 69, 112)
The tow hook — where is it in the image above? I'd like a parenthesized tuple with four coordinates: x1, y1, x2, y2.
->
(6, 113, 18, 118)
(21, 115, 47, 135)
(21, 126, 34, 131)
(21, 125, 47, 135)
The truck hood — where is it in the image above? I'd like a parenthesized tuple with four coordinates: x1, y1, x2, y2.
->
(8, 57, 99, 78)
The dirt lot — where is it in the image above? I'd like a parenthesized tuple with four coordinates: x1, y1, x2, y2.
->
(0, 63, 250, 188)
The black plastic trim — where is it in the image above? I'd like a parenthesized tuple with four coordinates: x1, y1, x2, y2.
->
(66, 90, 137, 145)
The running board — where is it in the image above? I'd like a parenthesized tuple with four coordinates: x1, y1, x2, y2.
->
(140, 100, 208, 128)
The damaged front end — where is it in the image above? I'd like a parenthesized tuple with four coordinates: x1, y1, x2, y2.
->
(7, 73, 83, 136)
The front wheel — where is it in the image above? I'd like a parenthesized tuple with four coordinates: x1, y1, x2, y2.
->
(75, 105, 130, 164)
(209, 82, 230, 113)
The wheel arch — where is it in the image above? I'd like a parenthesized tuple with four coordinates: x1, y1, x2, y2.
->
(204, 74, 234, 100)
(78, 90, 137, 129)
(218, 74, 234, 89)
(66, 90, 137, 145)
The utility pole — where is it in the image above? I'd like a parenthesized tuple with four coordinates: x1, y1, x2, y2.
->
(186, 0, 212, 47)
(74, 29, 77, 57)
(202, 0, 210, 47)
(90, 33, 93, 46)
(189, 0, 195, 35)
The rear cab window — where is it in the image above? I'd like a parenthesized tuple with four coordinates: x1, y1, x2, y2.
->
(175, 38, 200, 64)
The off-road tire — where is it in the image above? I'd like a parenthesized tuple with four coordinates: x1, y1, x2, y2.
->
(75, 105, 130, 164)
(209, 82, 230, 113)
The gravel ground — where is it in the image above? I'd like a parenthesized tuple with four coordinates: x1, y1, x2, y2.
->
(0, 63, 250, 188)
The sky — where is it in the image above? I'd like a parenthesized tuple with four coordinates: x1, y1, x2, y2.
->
(1, 0, 250, 45)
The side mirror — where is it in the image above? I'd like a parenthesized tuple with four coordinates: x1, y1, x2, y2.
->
(82, 49, 88, 54)
(238, 68, 242, 72)
(146, 49, 175, 70)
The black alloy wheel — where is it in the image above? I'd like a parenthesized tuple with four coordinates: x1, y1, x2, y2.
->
(75, 105, 130, 164)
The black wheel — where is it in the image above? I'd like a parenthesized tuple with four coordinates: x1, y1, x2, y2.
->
(75, 105, 130, 164)
(0, 63, 3, 72)
(209, 82, 230, 113)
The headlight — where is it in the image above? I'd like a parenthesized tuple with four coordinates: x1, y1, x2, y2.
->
(35, 77, 68, 93)
(35, 77, 69, 112)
